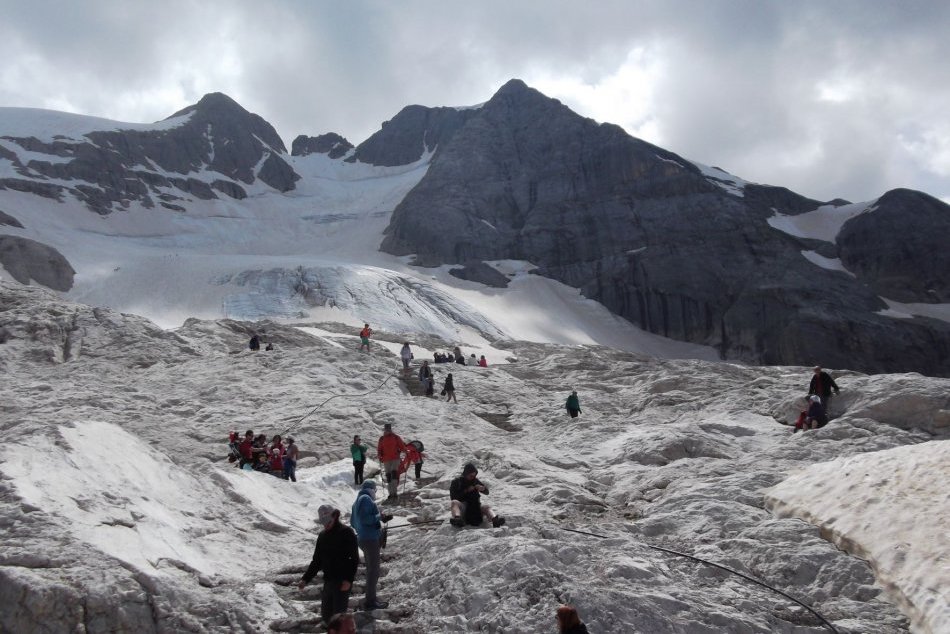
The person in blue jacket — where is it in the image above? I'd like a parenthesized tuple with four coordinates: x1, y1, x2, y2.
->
(350, 480, 392, 610)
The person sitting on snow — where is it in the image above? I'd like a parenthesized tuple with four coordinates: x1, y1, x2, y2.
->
(449, 463, 505, 528)
(478, 355, 488, 368)
(805, 394, 828, 429)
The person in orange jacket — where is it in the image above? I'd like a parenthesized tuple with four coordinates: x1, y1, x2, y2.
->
(377, 423, 408, 501)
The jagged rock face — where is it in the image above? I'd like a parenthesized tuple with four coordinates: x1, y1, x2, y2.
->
(347, 104, 478, 166)
(380, 79, 950, 376)
(837, 189, 950, 303)
(0, 93, 299, 214)
(0, 236, 75, 291)
(0, 210, 23, 228)
(291, 132, 353, 158)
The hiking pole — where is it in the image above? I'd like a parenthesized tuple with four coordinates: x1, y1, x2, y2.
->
(386, 520, 445, 532)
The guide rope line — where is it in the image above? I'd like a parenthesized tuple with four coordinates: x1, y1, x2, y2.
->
(281, 373, 400, 436)
(556, 526, 839, 634)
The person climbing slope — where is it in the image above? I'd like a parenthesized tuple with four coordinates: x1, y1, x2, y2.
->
(808, 366, 840, 417)
(358, 324, 373, 352)
(565, 390, 581, 418)
(351, 435, 368, 485)
(298, 505, 359, 625)
(377, 424, 407, 501)
(350, 481, 393, 611)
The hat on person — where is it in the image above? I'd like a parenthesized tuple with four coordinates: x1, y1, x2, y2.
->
(462, 463, 478, 476)
(361, 479, 377, 491)
(317, 504, 335, 526)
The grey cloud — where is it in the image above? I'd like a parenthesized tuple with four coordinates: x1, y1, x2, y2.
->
(0, 0, 947, 203)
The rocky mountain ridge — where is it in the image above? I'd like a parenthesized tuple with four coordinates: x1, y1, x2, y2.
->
(0, 81, 948, 375)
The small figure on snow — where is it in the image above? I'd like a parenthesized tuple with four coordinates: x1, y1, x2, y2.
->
(400, 342, 413, 373)
(566, 390, 581, 418)
(805, 394, 828, 430)
(351, 435, 368, 485)
(443, 373, 457, 403)
(358, 324, 373, 352)
(326, 613, 356, 634)
(556, 605, 590, 634)
(377, 424, 408, 500)
(248, 334, 261, 351)
(449, 463, 505, 528)
(350, 481, 393, 611)
(418, 360, 434, 396)
(478, 355, 488, 368)
(283, 437, 299, 482)
(808, 366, 840, 417)
(299, 505, 359, 625)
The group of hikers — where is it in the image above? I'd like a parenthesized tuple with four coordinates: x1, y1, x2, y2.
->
(228, 431, 299, 481)
(297, 422, 507, 626)
(248, 333, 274, 351)
(794, 366, 841, 432)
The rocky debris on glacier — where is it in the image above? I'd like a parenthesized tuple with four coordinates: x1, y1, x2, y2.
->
(1, 281, 948, 633)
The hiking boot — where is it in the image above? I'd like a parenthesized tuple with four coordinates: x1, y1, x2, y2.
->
(364, 600, 389, 610)
(450, 517, 464, 527)
(491, 516, 506, 528)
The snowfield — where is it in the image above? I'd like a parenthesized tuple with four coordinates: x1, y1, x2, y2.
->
(2, 281, 948, 633)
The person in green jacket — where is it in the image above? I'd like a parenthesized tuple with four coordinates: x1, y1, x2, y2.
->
(351, 435, 368, 485)
(565, 391, 581, 418)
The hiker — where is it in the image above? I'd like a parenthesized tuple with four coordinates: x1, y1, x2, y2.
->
(351, 435, 368, 485)
(808, 366, 840, 417)
(283, 437, 299, 482)
(418, 360, 434, 397)
(265, 342, 274, 351)
(449, 463, 505, 528)
(238, 430, 258, 468)
(299, 505, 359, 625)
(400, 342, 413, 373)
(566, 391, 581, 418)
(454, 346, 465, 365)
(253, 452, 271, 473)
(227, 431, 241, 463)
(326, 613, 356, 634)
(556, 605, 590, 634)
(377, 424, 408, 500)
(805, 395, 828, 429)
(358, 324, 372, 352)
(443, 373, 457, 403)
(403, 440, 426, 480)
(268, 447, 284, 476)
(270, 434, 285, 457)
(470, 353, 477, 365)
(478, 355, 488, 368)
(350, 481, 393, 610)
(249, 334, 261, 351)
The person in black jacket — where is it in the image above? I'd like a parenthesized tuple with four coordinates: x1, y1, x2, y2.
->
(556, 605, 590, 634)
(808, 366, 840, 416)
(299, 505, 359, 625)
(449, 463, 505, 528)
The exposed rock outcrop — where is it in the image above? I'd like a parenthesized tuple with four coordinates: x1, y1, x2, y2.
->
(837, 189, 950, 303)
(291, 132, 353, 158)
(346, 104, 478, 166)
(0, 236, 75, 291)
(0, 210, 23, 228)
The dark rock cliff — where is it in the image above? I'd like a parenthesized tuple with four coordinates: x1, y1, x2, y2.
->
(379, 79, 950, 376)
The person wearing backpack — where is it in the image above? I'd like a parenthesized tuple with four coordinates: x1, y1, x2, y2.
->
(418, 360, 434, 396)
(808, 366, 840, 418)
(358, 324, 372, 352)
(350, 481, 393, 611)
(443, 373, 457, 403)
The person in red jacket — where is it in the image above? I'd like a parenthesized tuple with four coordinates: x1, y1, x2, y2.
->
(358, 324, 372, 352)
(477, 355, 488, 368)
(377, 423, 408, 501)
(238, 430, 257, 468)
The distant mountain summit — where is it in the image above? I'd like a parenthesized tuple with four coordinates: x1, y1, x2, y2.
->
(379, 79, 950, 375)
(0, 92, 299, 215)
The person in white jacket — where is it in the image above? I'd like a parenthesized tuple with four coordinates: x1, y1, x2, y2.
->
(399, 342, 413, 374)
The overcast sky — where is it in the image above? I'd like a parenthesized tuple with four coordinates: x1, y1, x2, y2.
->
(1, 0, 948, 204)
